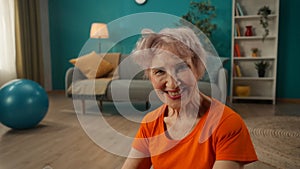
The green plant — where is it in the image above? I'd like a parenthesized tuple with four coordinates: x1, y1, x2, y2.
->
(255, 61, 270, 77)
(255, 61, 269, 70)
(257, 6, 271, 41)
(181, 0, 217, 38)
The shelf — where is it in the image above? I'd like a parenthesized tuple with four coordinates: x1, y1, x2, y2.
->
(234, 36, 276, 40)
(233, 77, 274, 81)
(232, 96, 274, 100)
(234, 14, 277, 19)
(233, 57, 276, 60)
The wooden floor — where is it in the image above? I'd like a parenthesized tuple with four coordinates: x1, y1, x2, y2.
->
(0, 93, 299, 169)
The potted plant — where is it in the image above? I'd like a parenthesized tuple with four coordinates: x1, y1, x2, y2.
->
(254, 61, 269, 77)
(251, 48, 259, 57)
(257, 6, 271, 41)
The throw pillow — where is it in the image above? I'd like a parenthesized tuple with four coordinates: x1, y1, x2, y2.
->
(102, 53, 121, 79)
(69, 51, 114, 79)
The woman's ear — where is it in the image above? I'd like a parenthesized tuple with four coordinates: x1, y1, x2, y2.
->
(194, 58, 206, 81)
(195, 71, 202, 81)
(191, 60, 204, 81)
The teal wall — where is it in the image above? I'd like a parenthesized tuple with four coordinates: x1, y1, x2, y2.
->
(49, 0, 189, 90)
(49, 0, 300, 99)
(277, 0, 300, 98)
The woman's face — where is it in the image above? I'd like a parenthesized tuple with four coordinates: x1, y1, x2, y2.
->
(149, 50, 200, 110)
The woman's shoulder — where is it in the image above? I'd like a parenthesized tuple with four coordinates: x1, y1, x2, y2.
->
(206, 100, 245, 133)
(210, 99, 243, 121)
(209, 100, 248, 136)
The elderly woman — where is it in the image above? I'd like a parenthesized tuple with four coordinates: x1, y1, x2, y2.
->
(122, 27, 257, 169)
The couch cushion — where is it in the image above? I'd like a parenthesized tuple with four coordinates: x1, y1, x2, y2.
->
(68, 77, 113, 96)
(118, 54, 145, 80)
(106, 80, 153, 101)
(201, 56, 229, 83)
(197, 81, 221, 100)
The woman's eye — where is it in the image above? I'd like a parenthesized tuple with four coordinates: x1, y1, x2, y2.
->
(153, 69, 165, 75)
(176, 64, 190, 72)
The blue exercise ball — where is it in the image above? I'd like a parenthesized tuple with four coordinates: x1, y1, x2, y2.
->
(0, 79, 49, 129)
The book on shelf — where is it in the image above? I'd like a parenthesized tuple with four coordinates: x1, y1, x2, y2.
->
(234, 63, 242, 77)
(234, 27, 237, 37)
(232, 64, 237, 77)
(234, 49, 237, 57)
(235, 6, 240, 16)
(236, 2, 244, 16)
(234, 43, 241, 57)
(235, 23, 241, 37)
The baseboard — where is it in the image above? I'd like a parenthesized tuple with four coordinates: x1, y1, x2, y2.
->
(226, 97, 300, 104)
(277, 98, 300, 104)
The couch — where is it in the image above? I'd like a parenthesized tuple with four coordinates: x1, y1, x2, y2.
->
(65, 52, 229, 113)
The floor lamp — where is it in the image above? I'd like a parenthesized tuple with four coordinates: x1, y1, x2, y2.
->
(90, 23, 109, 53)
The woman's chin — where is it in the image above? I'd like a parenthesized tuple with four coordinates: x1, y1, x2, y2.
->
(162, 94, 190, 110)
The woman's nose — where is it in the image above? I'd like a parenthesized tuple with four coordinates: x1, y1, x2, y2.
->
(165, 73, 180, 88)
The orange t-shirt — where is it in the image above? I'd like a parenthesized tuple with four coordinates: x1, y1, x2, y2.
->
(132, 100, 258, 168)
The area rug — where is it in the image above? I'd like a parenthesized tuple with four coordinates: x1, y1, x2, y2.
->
(244, 116, 300, 169)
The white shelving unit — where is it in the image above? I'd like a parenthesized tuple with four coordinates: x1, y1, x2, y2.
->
(230, 0, 280, 104)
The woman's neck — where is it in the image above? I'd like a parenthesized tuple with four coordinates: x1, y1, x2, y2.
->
(166, 92, 211, 118)
(163, 92, 212, 140)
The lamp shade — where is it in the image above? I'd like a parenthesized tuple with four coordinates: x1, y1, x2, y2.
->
(90, 23, 109, 39)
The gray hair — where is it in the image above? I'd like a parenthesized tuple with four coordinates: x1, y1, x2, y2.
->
(131, 27, 207, 78)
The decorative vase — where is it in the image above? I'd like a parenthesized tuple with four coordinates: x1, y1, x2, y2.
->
(245, 26, 253, 36)
(258, 70, 266, 77)
(235, 85, 250, 97)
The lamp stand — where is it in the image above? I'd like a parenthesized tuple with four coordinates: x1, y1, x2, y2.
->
(98, 39, 101, 54)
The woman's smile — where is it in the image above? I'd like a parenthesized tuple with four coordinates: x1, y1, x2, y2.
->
(165, 89, 182, 100)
